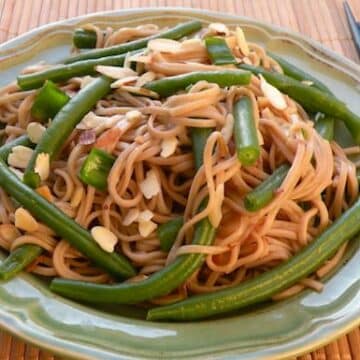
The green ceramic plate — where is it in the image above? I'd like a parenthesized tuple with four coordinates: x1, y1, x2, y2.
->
(0, 8, 359, 360)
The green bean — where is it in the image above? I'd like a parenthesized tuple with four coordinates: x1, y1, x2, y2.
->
(17, 53, 128, 90)
(157, 217, 184, 252)
(73, 29, 97, 49)
(233, 96, 260, 166)
(314, 113, 335, 141)
(190, 128, 213, 171)
(23, 76, 112, 188)
(65, 21, 202, 64)
(0, 136, 43, 282)
(0, 156, 136, 279)
(239, 64, 360, 144)
(144, 70, 251, 98)
(147, 196, 360, 321)
(0, 245, 42, 281)
(267, 52, 332, 94)
(205, 37, 236, 65)
(244, 164, 290, 211)
(49, 127, 216, 304)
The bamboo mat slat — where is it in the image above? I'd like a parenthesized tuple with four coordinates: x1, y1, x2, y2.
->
(0, 0, 359, 359)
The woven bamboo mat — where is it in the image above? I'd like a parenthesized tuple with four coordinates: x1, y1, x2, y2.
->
(0, 0, 359, 359)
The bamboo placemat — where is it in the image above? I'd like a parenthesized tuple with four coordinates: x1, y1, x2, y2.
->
(0, 0, 359, 359)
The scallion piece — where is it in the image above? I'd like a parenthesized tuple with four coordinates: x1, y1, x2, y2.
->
(79, 148, 115, 191)
(31, 81, 70, 122)
(157, 217, 184, 252)
(205, 37, 237, 65)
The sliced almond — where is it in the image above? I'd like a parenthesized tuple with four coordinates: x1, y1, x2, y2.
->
(34, 153, 50, 181)
(138, 220, 157, 237)
(139, 170, 161, 199)
(136, 71, 156, 87)
(111, 76, 138, 88)
(221, 114, 234, 144)
(148, 38, 182, 53)
(8, 146, 33, 169)
(76, 112, 106, 130)
(181, 38, 204, 51)
(116, 85, 159, 99)
(125, 110, 143, 123)
(138, 210, 154, 222)
(122, 208, 140, 226)
(0, 224, 21, 243)
(14, 207, 39, 232)
(70, 187, 84, 208)
(259, 75, 287, 110)
(235, 26, 250, 56)
(26, 122, 46, 144)
(209, 23, 229, 36)
(160, 136, 178, 158)
(95, 65, 137, 79)
(91, 226, 118, 253)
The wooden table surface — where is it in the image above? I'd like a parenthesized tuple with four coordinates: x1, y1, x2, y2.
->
(0, 0, 360, 359)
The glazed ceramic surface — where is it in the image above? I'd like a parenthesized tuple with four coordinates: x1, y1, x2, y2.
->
(0, 8, 359, 360)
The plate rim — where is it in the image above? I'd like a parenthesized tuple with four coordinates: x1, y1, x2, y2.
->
(0, 7, 359, 360)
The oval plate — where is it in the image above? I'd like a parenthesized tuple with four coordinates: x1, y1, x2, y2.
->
(0, 8, 359, 360)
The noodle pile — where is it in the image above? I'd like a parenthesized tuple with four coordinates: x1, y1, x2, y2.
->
(0, 22, 358, 304)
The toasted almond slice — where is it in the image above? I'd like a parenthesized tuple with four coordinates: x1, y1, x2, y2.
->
(26, 122, 46, 144)
(34, 153, 50, 181)
(221, 114, 234, 144)
(91, 226, 118, 253)
(259, 75, 287, 110)
(116, 85, 159, 99)
(235, 26, 250, 56)
(8, 146, 34, 169)
(70, 186, 84, 208)
(181, 38, 204, 50)
(15, 207, 39, 232)
(111, 76, 139, 88)
(95, 65, 137, 79)
(140, 170, 161, 199)
(0, 224, 21, 243)
(138, 210, 154, 222)
(138, 220, 157, 237)
(76, 112, 106, 130)
(160, 136, 178, 158)
(148, 38, 182, 53)
(209, 22, 229, 35)
(123, 208, 140, 226)
(136, 71, 156, 87)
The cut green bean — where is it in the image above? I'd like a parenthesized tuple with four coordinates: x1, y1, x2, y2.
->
(233, 96, 260, 166)
(190, 127, 213, 170)
(144, 70, 251, 98)
(314, 113, 335, 141)
(17, 53, 129, 90)
(31, 80, 70, 122)
(24, 76, 112, 188)
(147, 195, 360, 321)
(244, 164, 290, 211)
(49, 126, 216, 304)
(0, 156, 136, 279)
(268, 52, 332, 94)
(73, 29, 97, 49)
(238, 64, 360, 144)
(205, 37, 236, 65)
(65, 20, 202, 64)
(0, 245, 42, 281)
(79, 148, 115, 191)
(157, 217, 184, 252)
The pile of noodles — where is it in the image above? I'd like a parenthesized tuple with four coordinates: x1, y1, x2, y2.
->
(0, 22, 358, 305)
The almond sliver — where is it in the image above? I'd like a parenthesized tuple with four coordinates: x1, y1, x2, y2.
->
(259, 75, 287, 110)
(160, 136, 178, 158)
(123, 208, 140, 226)
(95, 65, 137, 79)
(111, 76, 139, 88)
(235, 27, 250, 56)
(140, 170, 160, 199)
(138, 210, 154, 222)
(117, 85, 159, 99)
(138, 220, 157, 237)
(148, 38, 182, 53)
